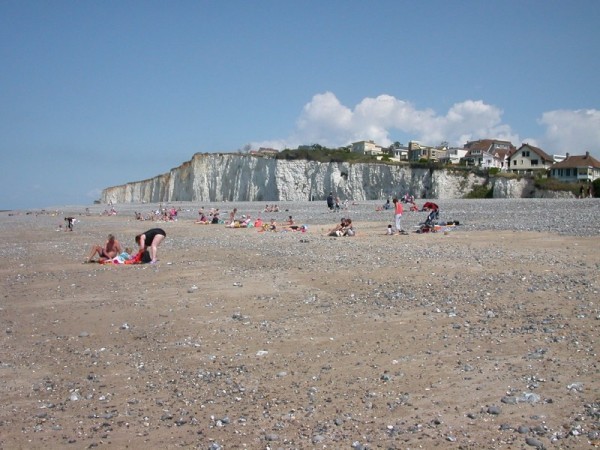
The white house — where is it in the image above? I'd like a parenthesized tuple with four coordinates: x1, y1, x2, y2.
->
(461, 139, 515, 169)
(351, 140, 384, 156)
(550, 151, 600, 183)
(407, 141, 447, 162)
(507, 144, 555, 175)
(439, 148, 468, 165)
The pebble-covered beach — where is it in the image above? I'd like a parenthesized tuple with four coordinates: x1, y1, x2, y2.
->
(1, 198, 598, 449)
(33, 196, 600, 234)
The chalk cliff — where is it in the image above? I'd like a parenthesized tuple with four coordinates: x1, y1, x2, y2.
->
(101, 153, 572, 203)
(101, 153, 489, 204)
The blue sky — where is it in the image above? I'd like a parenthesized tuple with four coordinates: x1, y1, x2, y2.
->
(1, 0, 599, 210)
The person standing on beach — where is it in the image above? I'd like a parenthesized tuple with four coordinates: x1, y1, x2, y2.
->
(393, 197, 404, 234)
(326, 192, 334, 211)
(64, 217, 75, 231)
(135, 228, 166, 264)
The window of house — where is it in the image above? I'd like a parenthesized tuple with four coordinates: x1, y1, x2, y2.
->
(523, 150, 530, 157)
(531, 159, 538, 166)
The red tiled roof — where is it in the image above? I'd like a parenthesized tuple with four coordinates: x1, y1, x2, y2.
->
(513, 144, 554, 162)
(552, 153, 600, 169)
(464, 139, 494, 151)
(464, 139, 516, 157)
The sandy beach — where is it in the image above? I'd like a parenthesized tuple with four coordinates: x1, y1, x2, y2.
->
(1, 199, 599, 449)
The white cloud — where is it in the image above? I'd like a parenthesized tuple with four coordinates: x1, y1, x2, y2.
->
(538, 109, 600, 158)
(252, 92, 599, 159)
(294, 92, 353, 146)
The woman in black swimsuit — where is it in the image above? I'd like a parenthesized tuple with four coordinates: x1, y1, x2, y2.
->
(135, 228, 166, 264)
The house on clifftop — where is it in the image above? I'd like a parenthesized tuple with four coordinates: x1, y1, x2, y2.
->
(460, 139, 515, 170)
(407, 141, 447, 162)
(351, 140, 385, 157)
(507, 144, 556, 175)
(550, 151, 600, 183)
(249, 147, 279, 158)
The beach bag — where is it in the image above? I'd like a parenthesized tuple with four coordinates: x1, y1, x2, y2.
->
(141, 250, 152, 263)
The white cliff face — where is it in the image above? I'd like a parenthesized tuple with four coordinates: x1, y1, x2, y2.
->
(492, 177, 576, 199)
(493, 177, 531, 198)
(100, 153, 528, 204)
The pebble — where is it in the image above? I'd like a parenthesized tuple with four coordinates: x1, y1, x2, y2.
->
(525, 436, 545, 448)
(487, 405, 502, 415)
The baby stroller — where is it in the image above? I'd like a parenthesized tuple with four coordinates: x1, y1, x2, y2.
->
(426, 209, 439, 223)
(417, 208, 440, 233)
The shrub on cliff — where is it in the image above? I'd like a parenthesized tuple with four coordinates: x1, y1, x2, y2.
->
(534, 178, 580, 196)
(277, 147, 384, 164)
(593, 179, 600, 197)
(464, 183, 494, 198)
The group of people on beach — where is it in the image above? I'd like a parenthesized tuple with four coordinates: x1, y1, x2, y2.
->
(325, 193, 442, 237)
(325, 217, 355, 237)
(195, 207, 221, 224)
(193, 205, 307, 233)
(135, 206, 181, 222)
(86, 205, 309, 264)
(86, 228, 167, 265)
(84, 193, 441, 265)
(262, 215, 307, 232)
(326, 192, 352, 212)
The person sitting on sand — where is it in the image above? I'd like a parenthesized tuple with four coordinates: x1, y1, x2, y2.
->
(105, 247, 134, 264)
(344, 218, 355, 236)
(259, 218, 277, 232)
(240, 215, 252, 227)
(195, 212, 210, 224)
(117, 247, 133, 262)
(87, 234, 123, 263)
(325, 218, 349, 237)
(282, 215, 299, 230)
(226, 208, 238, 225)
